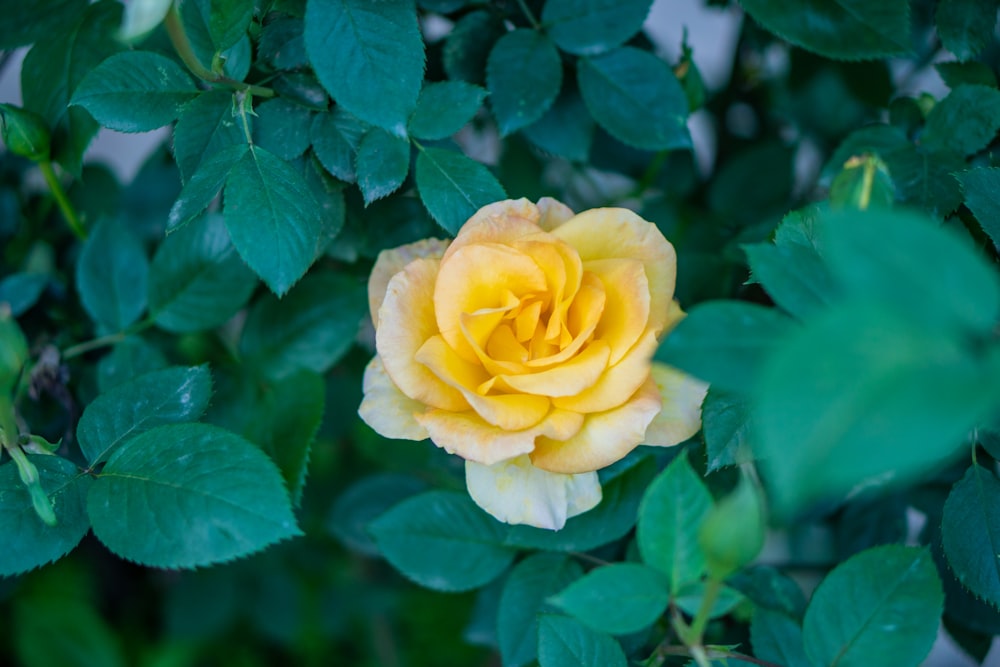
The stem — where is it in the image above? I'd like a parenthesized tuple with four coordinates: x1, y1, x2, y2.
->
(656, 645, 783, 667)
(62, 317, 155, 360)
(514, 0, 540, 28)
(688, 577, 724, 643)
(0, 400, 56, 527)
(39, 161, 85, 240)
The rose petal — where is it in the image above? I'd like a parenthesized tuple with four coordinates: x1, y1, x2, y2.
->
(553, 208, 676, 334)
(416, 408, 584, 465)
(643, 362, 708, 447)
(531, 376, 662, 474)
(377, 258, 468, 411)
(441, 198, 543, 263)
(465, 455, 602, 530)
(537, 197, 575, 231)
(586, 258, 650, 365)
(553, 329, 657, 413)
(368, 238, 449, 327)
(497, 340, 611, 397)
(358, 355, 429, 440)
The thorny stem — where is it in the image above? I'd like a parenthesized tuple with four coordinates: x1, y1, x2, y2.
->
(39, 161, 85, 240)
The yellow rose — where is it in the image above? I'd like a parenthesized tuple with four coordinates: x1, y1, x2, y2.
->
(360, 198, 707, 530)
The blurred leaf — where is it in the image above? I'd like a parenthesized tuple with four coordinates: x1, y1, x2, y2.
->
(369, 490, 517, 592)
(224, 145, 323, 295)
(921, 84, 1000, 156)
(208, 0, 254, 50)
(0, 0, 87, 48)
(77, 365, 212, 465)
(577, 47, 690, 151)
(443, 10, 504, 85)
(498, 553, 583, 667)
(740, 0, 911, 60)
(149, 214, 257, 332)
(487, 29, 562, 136)
(744, 240, 836, 319)
(415, 147, 507, 234)
(75, 218, 149, 333)
(750, 608, 811, 667)
(957, 166, 1000, 247)
(542, 0, 653, 56)
(0, 456, 91, 577)
(327, 473, 428, 556)
(88, 422, 301, 568)
(240, 269, 367, 379)
(310, 107, 368, 183)
(0, 272, 47, 316)
(936, 60, 998, 88)
(834, 493, 908, 560)
(549, 563, 669, 635)
(656, 301, 795, 393)
(14, 595, 124, 667)
(96, 337, 167, 393)
(936, 0, 999, 61)
(702, 388, 754, 472)
(636, 452, 713, 592)
(537, 615, 626, 667)
(802, 546, 943, 667)
(522, 86, 594, 162)
(252, 97, 313, 161)
(355, 128, 411, 204)
(673, 581, 745, 618)
(708, 141, 794, 224)
(71, 51, 197, 133)
(258, 16, 307, 70)
(168, 143, 249, 231)
(942, 464, 1000, 607)
(408, 81, 487, 140)
(729, 566, 807, 619)
(304, 0, 424, 134)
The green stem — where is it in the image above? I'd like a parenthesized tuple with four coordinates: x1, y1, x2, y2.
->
(0, 400, 56, 527)
(62, 317, 155, 360)
(39, 161, 85, 240)
(688, 576, 723, 644)
(656, 645, 782, 667)
(514, 0, 540, 28)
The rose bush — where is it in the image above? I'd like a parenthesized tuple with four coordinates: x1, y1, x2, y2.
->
(360, 198, 707, 529)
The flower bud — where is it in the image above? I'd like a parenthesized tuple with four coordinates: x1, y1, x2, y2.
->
(698, 474, 766, 579)
(0, 104, 51, 162)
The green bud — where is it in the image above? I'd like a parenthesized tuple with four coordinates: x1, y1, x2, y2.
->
(830, 154, 894, 211)
(21, 433, 60, 456)
(675, 34, 706, 112)
(698, 474, 766, 579)
(0, 104, 51, 161)
(0, 306, 29, 396)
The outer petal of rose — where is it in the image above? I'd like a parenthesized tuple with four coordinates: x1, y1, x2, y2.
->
(553, 329, 657, 413)
(368, 238, 449, 327)
(377, 258, 468, 411)
(416, 407, 584, 465)
(441, 199, 544, 262)
(465, 455, 601, 530)
(531, 376, 662, 474)
(553, 208, 676, 334)
(537, 197, 575, 231)
(643, 362, 708, 447)
(358, 356, 430, 440)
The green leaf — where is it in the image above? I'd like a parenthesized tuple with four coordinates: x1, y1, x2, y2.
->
(921, 85, 1000, 156)
(542, 0, 653, 56)
(327, 473, 427, 556)
(0, 456, 91, 577)
(702, 388, 754, 472)
(259, 17, 308, 70)
(729, 566, 807, 619)
(936, 60, 998, 88)
(655, 301, 795, 393)
(577, 47, 690, 151)
(310, 107, 368, 183)
(822, 207, 1000, 336)
(443, 10, 504, 85)
(498, 554, 584, 667)
(707, 140, 795, 224)
(408, 81, 487, 140)
(486, 29, 562, 136)
(958, 166, 1000, 247)
(549, 563, 669, 635)
(20, 0, 121, 175)
(304, 0, 425, 134)
(802, 546, 943, 667)
(504, 453, 657, 552)
(76, 218, 149, 333)
(208, 0, 254, 50)
(88, 422, 301, 568)
(756, 301, 997, 515)
(537, 615, 627, 667)
(744, 240, 836, 319)
(740, 0, 911, 60)
(240, 269, 367, 379)
(252, 98, 313, 161)
(355, 128, 411, 204)
(224, 145, 324, 295)
(673, 581, 745, 618)
(942, 464, 1000, 607)
(168, 143, 249, 231)
(750, 609, 811, 667)
(369, 490, 517, 592)
(243, 369, 325, 505)
(14, 594, 125, 667)
(936, 0, 999, 60)
(636, 452, 713, 592)
(71, 51, 197, 132)
(0, 272, 47, 316)
(0, 0, 87, 48)
(415, 147, 507, 234)
(96, 337, 167, 393)
(172, 91, 246, 184)
(522, 87, 594, 162)
(77, 365, 212, 466)
(149, 214, 257, 332)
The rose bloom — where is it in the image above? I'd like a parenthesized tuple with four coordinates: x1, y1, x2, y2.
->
(360, 198, 706, 530)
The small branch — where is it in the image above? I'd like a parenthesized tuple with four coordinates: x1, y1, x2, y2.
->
(39, 161, 85, 240)
(514, 0, 540, 28)
(656, 645, 783, 667)
(62, 318, 154, 360)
